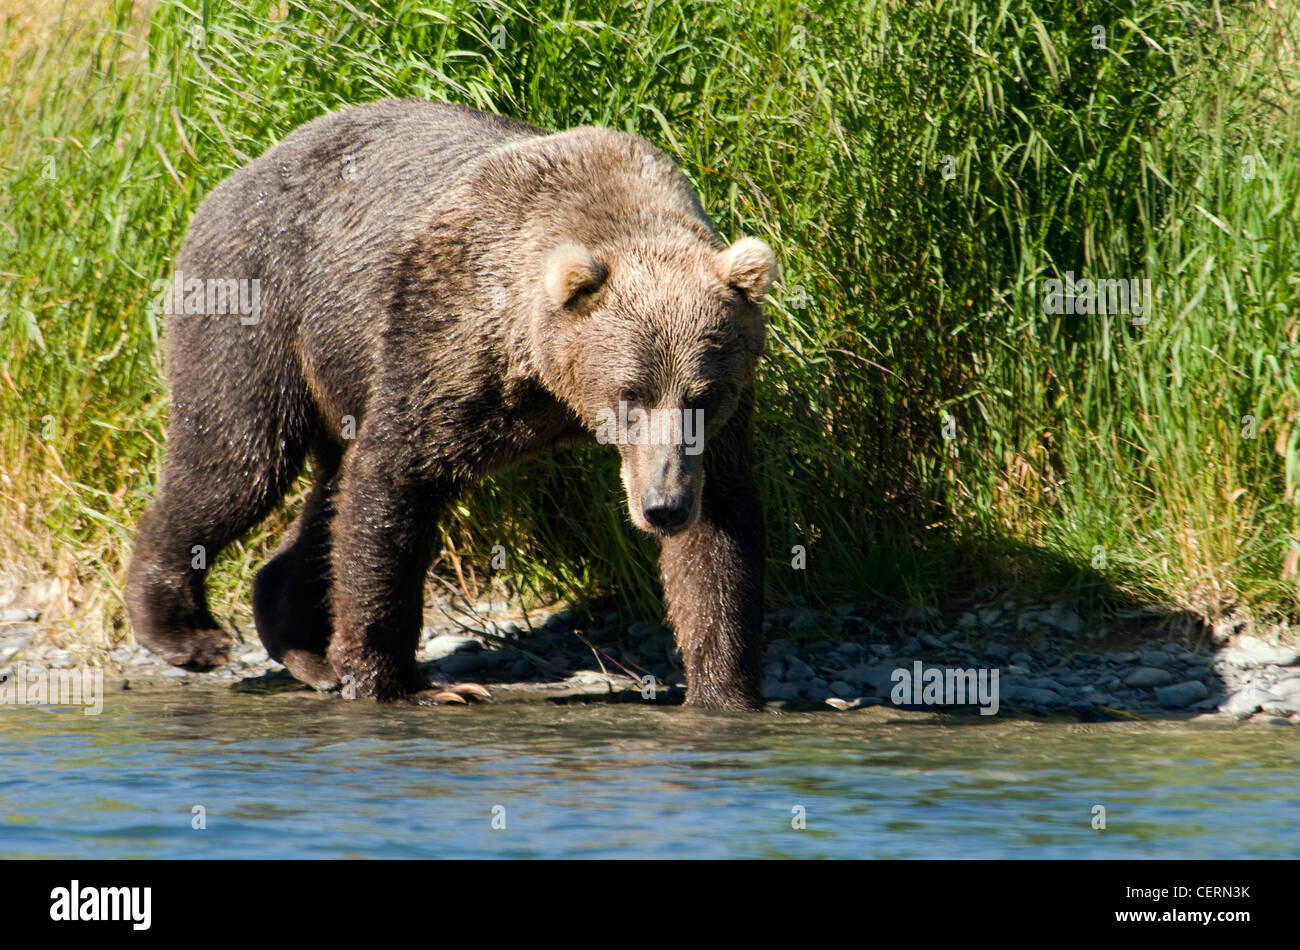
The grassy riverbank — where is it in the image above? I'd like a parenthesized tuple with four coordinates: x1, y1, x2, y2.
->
(2, 0, 1298, 644)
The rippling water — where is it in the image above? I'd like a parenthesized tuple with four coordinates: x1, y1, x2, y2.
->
(2, 688, 1297, 858)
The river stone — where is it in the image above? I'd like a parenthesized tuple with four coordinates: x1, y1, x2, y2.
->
(1220, 687, 1270, 720)
(840, 616, 868, 638)
(1270, 676, 1300, 698)
(850, 665, 896, 692)
(1138, 650, 1172, 667)
(1220, 638, 1300, 669)
(903, 605, 941, 625)
(787, 611, 824, 633)
(1125, 667, 1174, 688)
(1261, 696, 1300, 717)
(1023, 676, 1066, 692)
(838, 664, 877, 688)
(829, 680, 856, 698)
(1002, 685, 1066, 707)
(1015, 610, 1041, 632)
(1155, 680, 1209, 708)
(766, 638, 796, 660)
(782, 655, 816, 681)
(765, 679, 801, 701)
(1235, 636, 1300, 667)
(439, 651, 492, 675)
(566, 669, 616, 687)
(423, 634, 481, 661)
(1041, 604, 1082, 634)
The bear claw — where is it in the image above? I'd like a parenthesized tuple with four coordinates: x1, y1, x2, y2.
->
(449, 682, 492, 700)
(406, 683, 492, 706)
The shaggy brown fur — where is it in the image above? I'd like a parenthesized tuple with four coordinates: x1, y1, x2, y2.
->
(126, 100, 774, 711)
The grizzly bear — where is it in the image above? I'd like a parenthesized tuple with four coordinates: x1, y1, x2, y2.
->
(126, 100, 774, 711)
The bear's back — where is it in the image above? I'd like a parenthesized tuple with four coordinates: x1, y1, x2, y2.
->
(166, 102, 549, 412)
(177, 100, 547, 282)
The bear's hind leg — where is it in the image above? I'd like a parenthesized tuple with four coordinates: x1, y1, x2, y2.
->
(126, 381, 308, 671)
(253, 445, 343, 691)
(126, 454, 303, 673)
(125, 494, 236, 671)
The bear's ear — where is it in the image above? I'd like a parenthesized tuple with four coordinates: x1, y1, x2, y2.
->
(543, 243, 607, 309)
(718, 237, 776, 302)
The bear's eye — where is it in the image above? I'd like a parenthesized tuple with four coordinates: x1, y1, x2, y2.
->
(618, 388, 641, 406)
(688, 389, 719, 411)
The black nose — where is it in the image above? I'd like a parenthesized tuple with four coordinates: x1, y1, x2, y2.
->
(641, 491, 689, 529)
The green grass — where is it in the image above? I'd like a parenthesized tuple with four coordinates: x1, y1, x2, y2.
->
(2, 0, 1298, 644)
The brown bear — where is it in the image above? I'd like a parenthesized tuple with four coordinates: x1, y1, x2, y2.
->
(126, 100, 774, 711)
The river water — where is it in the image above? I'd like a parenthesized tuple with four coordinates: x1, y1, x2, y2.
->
(3, 688, 1297, 858)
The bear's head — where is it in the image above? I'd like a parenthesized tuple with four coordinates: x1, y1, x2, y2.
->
(533, 234, 775, 536)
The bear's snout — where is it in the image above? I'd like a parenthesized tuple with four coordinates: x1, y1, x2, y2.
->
(640, 488, 692, 531)
(620, 439, 704, 536)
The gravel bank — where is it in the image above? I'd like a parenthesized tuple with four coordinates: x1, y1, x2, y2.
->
(1, 593, 1297, 723)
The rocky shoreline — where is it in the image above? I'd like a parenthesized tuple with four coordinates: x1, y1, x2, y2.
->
(2, 598, 1298, 723)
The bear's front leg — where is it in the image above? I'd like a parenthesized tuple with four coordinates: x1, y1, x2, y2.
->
(658, 395, 765, 711)
(327, 440, 484, 704)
